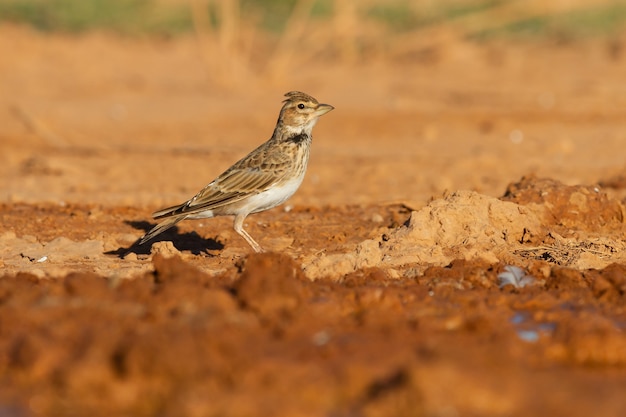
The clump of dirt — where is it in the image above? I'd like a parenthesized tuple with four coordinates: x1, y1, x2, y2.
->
(234, 252, 308, 321)
(586, 263, 626, 304)
(303, 177, 626, 279)
(502, 175, 625, 231)
(303, 190, 543, 279)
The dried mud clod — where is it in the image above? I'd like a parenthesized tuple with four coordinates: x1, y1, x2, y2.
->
(586, 263, 626, 304)
(302, 176, 626, 280)
(233, 252, 308, 321)
(502, 175, 625, 230)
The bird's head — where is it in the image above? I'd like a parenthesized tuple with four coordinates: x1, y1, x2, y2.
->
(278, 91, 334, 136)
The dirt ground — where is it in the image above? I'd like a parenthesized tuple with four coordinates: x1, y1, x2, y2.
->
(1, 25, 626, 416)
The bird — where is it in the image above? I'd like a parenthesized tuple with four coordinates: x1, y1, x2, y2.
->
(138, 91, 334, 253)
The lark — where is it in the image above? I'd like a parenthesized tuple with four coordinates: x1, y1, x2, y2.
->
(138, 91, 334, 253)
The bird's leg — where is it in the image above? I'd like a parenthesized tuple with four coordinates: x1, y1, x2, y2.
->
(233, 213, 264, 253)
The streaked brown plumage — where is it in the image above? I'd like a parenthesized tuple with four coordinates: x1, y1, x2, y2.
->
(139, 91, 333, 252)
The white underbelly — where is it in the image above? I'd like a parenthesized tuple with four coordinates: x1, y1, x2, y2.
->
(247, 176, 304, 214)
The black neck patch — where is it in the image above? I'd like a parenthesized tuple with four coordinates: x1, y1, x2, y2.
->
(286, 133, 309, 144)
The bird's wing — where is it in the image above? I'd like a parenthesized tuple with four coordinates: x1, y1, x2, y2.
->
(153, 151, 292, 219)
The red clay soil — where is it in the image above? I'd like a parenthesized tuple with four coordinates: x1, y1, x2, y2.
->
(1, 26, 626, 416)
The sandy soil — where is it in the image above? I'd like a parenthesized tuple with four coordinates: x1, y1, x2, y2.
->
(1, 25, 626, 416)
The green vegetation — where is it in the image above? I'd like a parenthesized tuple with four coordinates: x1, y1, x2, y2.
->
(367, 2, 422, 32)
(470, 3, 626, 40)
(367, 0, 505, 32)
(0, 0, 192, 34)
(240, 0, 332, 32)
(0, 0, 624, 39)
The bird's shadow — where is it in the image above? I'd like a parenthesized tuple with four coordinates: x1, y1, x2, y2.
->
(105, 220, 224, 258)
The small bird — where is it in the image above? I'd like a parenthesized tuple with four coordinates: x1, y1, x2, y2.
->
(139, 91, 333, 253)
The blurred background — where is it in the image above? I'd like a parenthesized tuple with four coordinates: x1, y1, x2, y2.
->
(0, 0, 625, 206)
(1, 0, 625, 83)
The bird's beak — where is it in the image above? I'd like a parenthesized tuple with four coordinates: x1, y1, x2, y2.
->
(315, 103, 334, 116)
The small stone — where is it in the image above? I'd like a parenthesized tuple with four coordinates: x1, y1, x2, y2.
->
(123, 252, 138, 261)
(150, 241, 181, 258)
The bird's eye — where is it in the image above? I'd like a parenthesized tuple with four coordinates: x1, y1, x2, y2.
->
(297, 103, 305, 109)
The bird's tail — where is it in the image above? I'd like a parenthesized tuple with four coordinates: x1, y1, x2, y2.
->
(153, 203, 186, 219)
(138, 216, 186, 245)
